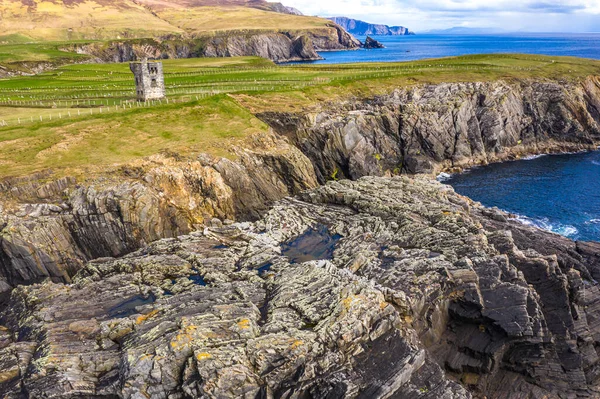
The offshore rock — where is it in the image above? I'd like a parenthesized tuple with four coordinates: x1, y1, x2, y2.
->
(260, 77, 600, 181)
(363, 36, 385, 49)
(1, 176, 600, 398)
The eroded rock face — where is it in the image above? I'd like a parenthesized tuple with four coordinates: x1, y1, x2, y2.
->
(64, 25, 360, 64)
(260, 77, 600, 181)
(1, 176, 599, 398)
(0, 131, 318, 289)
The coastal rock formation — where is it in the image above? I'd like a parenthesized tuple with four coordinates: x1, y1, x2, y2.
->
(65, 25, 360, 64)
(363, 36, 385, 49)
(0, 131, 318, 290)
(1, 176, 600, 398)
(260, 76, 600, 181)
(329, 17, 414, 36)
(2, 76, 600, 293)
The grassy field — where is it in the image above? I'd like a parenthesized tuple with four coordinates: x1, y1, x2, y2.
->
(0, 53, 599, 179)
(154, 6, 329, 33)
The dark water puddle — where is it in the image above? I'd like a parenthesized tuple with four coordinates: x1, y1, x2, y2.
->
(188, 274, 207, 286)
(281, 225, 341, 264)
(258, 300, 270, 326)
(213, 244, 228, 250)
(108, 293, 156, 318)
(257, 262, 274, 274)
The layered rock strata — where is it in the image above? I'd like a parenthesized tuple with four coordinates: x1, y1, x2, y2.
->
(260, 77, 600, 181)
(65, 25, 360, 64)
(1, 176, 599, 398)
(0, 132, 317, 290)
(2, 77, 600, 296)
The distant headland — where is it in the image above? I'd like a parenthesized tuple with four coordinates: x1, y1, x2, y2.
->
(328, 17, 414, 36)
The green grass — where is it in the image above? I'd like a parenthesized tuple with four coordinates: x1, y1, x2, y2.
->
(0, 94, 266, 178)
(0, 53, 599, 179)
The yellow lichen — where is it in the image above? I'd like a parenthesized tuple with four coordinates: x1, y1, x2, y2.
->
(290, 340, 303, 350)
(237, 319, 251, 329)
(136, 309, 160, 325)
(169, 325, 198, 351)
(195, 352, 212, 361)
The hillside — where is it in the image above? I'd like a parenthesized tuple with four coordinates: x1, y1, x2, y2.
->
(329, 17, 414, 36)
(0, 0, 359, 68)
(0, 0, 326, 41)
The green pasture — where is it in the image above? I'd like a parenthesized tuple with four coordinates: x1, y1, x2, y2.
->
(0, 53, 599, 179)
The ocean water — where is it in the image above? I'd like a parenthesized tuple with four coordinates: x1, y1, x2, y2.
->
(309, 33, 600, 64)
(443, 151, 600, 242)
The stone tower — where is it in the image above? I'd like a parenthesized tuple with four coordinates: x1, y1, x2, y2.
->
(130, 60, 165, 101)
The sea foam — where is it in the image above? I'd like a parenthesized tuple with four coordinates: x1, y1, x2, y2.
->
(515, 215, 579, 239)
(522, 154, 547, 161)
(436, 172, 452, 182)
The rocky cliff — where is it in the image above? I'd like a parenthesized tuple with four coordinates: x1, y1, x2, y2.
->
(65, 25, 360, 64)
(0, 131, 317, 293)
(1, 76, 600, 397)
(329, 17, 414, 36)
(2, 76, 600, 294)
(2, 176, 600, 398)
(260, 77, 600, 182)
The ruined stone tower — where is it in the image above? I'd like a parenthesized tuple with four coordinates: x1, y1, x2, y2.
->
(130, 60, 165, 101)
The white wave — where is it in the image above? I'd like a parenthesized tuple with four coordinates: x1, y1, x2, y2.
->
(592, 160, 600, 166)
(514, 214, 579, 238)
(586, 219, 600, 225)
(436, 172, 453, 182)
(521, 154, 547, 161)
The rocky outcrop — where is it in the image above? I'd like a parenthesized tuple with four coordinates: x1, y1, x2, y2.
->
(263, 2, 303, 15)
(363, 36, 385, 49)
(0, 131, 318, 290)
(1, 176, 600, 398)
(329, 17, 414, 36)
(3, 76, 600, 294)
(64, 24, 360, 64)
(260, 77, 600, 181)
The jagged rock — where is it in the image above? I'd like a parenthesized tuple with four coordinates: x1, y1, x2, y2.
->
(260, 77, 600, 181)
(62, 25, 360, 65)
(363, 36, 385, 49)
(0, 131, 318, 287)
(2, 76, 600, 304)
(1, 176, 599, 398)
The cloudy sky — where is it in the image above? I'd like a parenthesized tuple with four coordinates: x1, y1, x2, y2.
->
(278, 0, 600, 33)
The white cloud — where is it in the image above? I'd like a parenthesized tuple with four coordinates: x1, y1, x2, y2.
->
(276, 0, 600, 32)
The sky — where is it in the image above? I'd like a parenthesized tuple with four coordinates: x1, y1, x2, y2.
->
(277, 0, 600, 33)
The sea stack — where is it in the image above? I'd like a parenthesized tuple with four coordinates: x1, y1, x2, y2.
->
(363, 36, 385, 49)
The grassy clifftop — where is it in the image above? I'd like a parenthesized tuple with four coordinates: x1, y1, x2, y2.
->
(0, 54, 599, 179)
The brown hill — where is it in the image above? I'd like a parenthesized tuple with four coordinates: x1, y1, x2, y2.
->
(0, 0, 321, 42)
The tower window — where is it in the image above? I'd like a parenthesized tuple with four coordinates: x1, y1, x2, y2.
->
(151, 79, 157, 88)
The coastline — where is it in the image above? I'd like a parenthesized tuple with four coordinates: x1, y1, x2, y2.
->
(440, 146, 600, 242)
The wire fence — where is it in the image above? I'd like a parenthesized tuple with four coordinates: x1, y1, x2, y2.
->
(0, 60, 552, 128)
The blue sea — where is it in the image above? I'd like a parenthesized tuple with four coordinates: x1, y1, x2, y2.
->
(309, 33, 600, 64)
(306, 33, 600, 242)
(443, 151, 600, 242)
